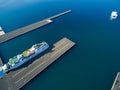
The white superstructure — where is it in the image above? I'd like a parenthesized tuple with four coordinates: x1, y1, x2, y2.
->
(0, 26, 5, 36)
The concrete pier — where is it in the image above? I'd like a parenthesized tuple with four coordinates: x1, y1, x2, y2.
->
(0, 57, 3, 67)
(0, 37, 75, 90)
(0, 10, 71, 43)
(48, 10, 71, 20)
(111, 72, 120, 90)
(0, 20, 52, 43)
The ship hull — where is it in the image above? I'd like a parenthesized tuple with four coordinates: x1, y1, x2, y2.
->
(0, 70, 5, 78)
(10, 44, 49, 70)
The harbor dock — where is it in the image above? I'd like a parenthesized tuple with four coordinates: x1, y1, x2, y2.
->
(0, 10, 71, 43)
(0, 37, 75, 90)
(0, 57, 3, 67)
(111, 72, 120, 90)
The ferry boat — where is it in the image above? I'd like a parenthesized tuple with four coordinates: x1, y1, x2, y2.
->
(0, 41, 49, 78)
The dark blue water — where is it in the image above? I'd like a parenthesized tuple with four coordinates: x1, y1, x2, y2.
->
(0, 0, 120, 90)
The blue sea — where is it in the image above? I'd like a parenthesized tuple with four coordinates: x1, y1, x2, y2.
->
(0, 0, 120, 90)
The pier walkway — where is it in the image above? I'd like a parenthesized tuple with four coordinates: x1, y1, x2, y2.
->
(0, 57, 3, 67)
(0, 19, 52, 43)
(0, 10, 71, 43)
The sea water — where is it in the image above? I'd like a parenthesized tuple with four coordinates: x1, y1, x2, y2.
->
(0, 0, 120, 90)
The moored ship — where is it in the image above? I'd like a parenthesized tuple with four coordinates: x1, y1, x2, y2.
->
(0, 41, 49, 78)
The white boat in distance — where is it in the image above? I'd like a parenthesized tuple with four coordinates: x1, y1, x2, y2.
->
(110, 11, 118, 20)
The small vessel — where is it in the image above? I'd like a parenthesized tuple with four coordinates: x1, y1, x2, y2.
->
(0, 41, 49, 78)
(0, 26, 5, 36)
(110, 11, 118, 20)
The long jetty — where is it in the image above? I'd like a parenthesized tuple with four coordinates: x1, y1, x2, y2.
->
(0, 10, 71, 43)
(0, 37, 75, 90)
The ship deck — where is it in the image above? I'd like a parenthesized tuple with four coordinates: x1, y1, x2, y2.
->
(0, 37, 75, 90)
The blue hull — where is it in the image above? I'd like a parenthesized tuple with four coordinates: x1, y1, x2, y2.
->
(10, 44, 49, 70)
(0, 70, 5, 78)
